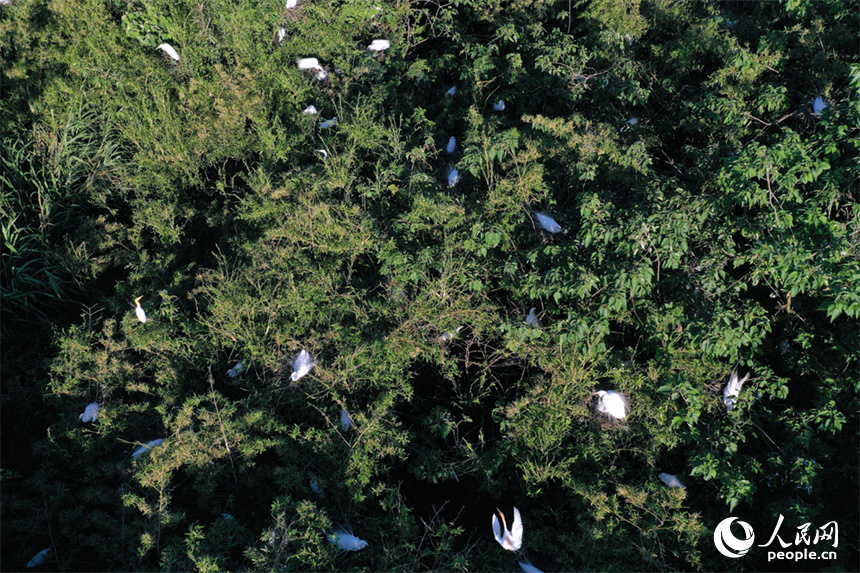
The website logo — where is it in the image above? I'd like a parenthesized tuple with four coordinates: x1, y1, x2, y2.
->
(714, 518, 756, 558)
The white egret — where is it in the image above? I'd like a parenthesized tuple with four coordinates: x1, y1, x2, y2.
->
(303, 105, 318, 114)
(286, 0, 297, 7)
(438, 325, 463, 343)
(447, 166, 460, 187)
(316, 149, 329, 160)
(27, 548, 51, 568)
(277, 28, 287, 44)
(319, 117, 338, 129)
(659, 472, 686, 488)
(446, 136, 456, 153)
(79, 402, 99, 423)
(296, 57, 320, 70)
(316, 69, 328, 81)
(526, 308, 539, 326)
(534, 212, 562, 233)
(492, 507, 523, 551)
(595, 390, 628, 420)
(290, 349, 315, 381)
(519, 558, 544, 573)
(367, 39, 390, 52)
(446, 86, 457, 96)
(340, 408, 353, 431)
(328, 529, 368, 553)
(723, 370, 750, 412)
(812, 97, 827, 115)
(157, 43, 180, 62)
(132, 438, 165, 459)
(493, 99, 506, 111)
(134, 296, 147, 323)
(227, 362, 244, 378)
(310, 478, 324, 497)
(620, 117, 638, 132)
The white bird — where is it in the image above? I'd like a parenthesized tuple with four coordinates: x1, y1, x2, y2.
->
(658, 472, 686, 488)
(134, 296, 147, 323)
(319, 117, 338, 129)
(620, 117, 638, 132)
(290, 349, 315, 381)
(519, 558, 544, 573)
(596, 390, 628, 420)
(447, 167, 460, 187)
(296, 57, 320, 70)
(303, 105, 318, 114)
(227, 362, 244, 378)
(438, 325, 463, 343)
(340, 408, 352, 431)
(157, 43, 180, 62)
(446, 86, 457, 96)
(446, 136, 456, 154)
(493, 99, 506, 111)
(310, 478, 324, 497)
(723, 370, 751, 412)
(27, 548, 50, 569)
(132, 438, 165, 459)
(79, 402, 99, 423)
(526, 308, 539, 326)
(812, 97, 827, 115)
(286, 0, 297, 8)
(492, 507, 523, 551)
(315, 69, 328, 81)
(316, 149, 329, 159)
(277, 28, 287, 44)
(367, 39, 390, 52)
(328, 529, 368, 553)
(534, 212, 561, 233)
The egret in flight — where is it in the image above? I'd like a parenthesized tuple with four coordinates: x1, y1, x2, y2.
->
(328, 528, 368, 553)
(596, 390, 628, 420)
(134, 296, 147, 323)
(79, 402, 99, 423)
(534, 212, 561, 233)
(27, 548, 51, 568)
(291, 349, 315, 381)
(157, 43, 180, 61)
(723, 370, 751, 412)
(492, 507, 523, 551)
(658, 472, 686, 489)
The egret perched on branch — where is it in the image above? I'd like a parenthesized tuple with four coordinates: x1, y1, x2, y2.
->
(723, 370, 750, 412)
(286, 0, 297, 8)
(296, 57, 320, 70)
(812, 97, 827, 115)
(438, 325, 463, 343)
(526, 308, 539, 326)
(493, 99, 506, 111)
(227, 362, 244, 378)
(291, 349, 315, 381)
(595, 390, 628, 420)
(157, 43, 180, 61)
(446, 86, 457, 96)
(328, 528, 368, 553)
(134, 296, 147, 323)
(620, 117, 638, 132)
(310, 477, 324, 497)
(446, 136, 456, 154)
(367, 39, 390, 52)
(658, 472, 686, 489)
(519, 558, 544, 573)
(492, 507, 523, 551)
(27, 548, 50, 568)
(319, 117, 338, 129)
(447, 166, 460, 187)
(277, 28, 287, 44)
(132, 439, 164, 459)
(340, 408, 353, 431)
(79, 402, 99, 423)
(534, 212, 562, 233)
(303, 105, 318, 114)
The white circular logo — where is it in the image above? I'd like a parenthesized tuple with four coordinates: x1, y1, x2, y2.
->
(714, 517, 755, 558)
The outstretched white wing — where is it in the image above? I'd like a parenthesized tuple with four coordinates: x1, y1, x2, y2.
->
(492, 513, 504, 547)
(510, 507, 523, 550)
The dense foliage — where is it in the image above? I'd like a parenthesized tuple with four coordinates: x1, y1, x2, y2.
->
(1, 0, 858, 570)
